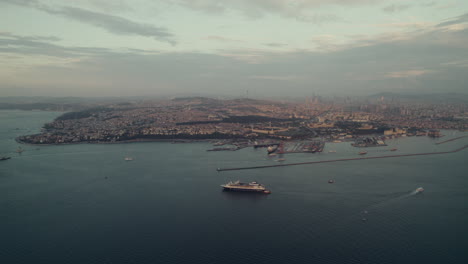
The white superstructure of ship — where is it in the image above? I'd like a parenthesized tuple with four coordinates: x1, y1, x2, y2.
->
(221, 181, 271, 194)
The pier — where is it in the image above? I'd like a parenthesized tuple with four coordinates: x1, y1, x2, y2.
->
(278, 141, 324, 154)
(435, 135, 468, 145)
(216, 144, 468, 172)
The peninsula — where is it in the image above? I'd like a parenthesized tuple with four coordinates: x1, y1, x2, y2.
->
(16, 96, 468, 145)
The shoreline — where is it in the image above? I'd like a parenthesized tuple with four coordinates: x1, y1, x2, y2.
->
(15, 137, 213, 146)
(15, 129, 467, 146)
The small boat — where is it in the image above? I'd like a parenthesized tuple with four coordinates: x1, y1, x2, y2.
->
(358, 151, 367, 155)
(124, 157, 133, 161)
(390, 148, 397, 151)
(328, 179, 335, 184)
(328, 150, 336, 153)
(276, 158, 286, 162)
(0, 156, 11, 161)
(415, 187, 424, 193)
(16, 147, 24, 153)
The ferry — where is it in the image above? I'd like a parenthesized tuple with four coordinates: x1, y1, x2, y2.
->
(221, 181, 271, 194)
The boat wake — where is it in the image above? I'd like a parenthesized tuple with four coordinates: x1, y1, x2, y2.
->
(361, 187, 424, 217)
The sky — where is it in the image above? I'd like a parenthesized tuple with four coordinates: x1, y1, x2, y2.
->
(1, 0, 468, 97)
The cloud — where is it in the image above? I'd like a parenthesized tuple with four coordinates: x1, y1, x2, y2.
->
(169, 0, 370, 23)
(0, 32, 115, 58)
(436, 12, 468, 27)
(2, 11, 468, 97)
(1, 0, 37, 5)
(382, 4, 411, 13)
(250, 75, 300, 81)
(421, 1, 437, 7)
(203, 35, 244, 42)
(441, 60, 468, 67)
(263, 43, 288, 48)
(376, 22, 433, 30)
(44, 6, 175, 45)
(217, 49, 268, 64)
(384, 70, 432, 78)
(311, 35, 342, 52)
(2, 0, 176, 45)
(81, 0, 134, 13)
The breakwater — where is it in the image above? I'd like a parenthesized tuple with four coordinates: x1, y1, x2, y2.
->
(435, 135, 468, 145)
(217, 144, 468, 172)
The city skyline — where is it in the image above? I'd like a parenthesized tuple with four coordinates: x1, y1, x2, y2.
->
(1, 0, 468, 97)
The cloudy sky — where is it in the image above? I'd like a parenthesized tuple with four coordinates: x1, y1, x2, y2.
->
(1, 0, 468, 97)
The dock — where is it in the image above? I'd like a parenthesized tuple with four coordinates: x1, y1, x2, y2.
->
(216, 144, 468, 172)
(279, 141, 324, 154)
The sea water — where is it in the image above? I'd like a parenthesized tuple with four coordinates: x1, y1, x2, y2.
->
(1, 110, 467, 264)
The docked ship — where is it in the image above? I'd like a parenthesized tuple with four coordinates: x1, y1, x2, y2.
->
(267, 145, 278, 154)
(221, 181, 271, 194)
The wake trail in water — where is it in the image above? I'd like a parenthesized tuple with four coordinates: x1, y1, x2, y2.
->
(361, 187, 424, 216)
(304, 187, 425, 239)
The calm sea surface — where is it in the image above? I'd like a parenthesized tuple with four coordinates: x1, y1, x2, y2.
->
(1, 110, 468, 264)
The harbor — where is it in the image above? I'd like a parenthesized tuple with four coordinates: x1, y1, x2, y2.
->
(273, 141, 325, 154)
(206, 139, 325, 154)
(352, 137, 387, 147)
(216, 144, 468, 172)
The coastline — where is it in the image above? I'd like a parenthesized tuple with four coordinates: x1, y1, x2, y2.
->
(15, 137, 212, 146)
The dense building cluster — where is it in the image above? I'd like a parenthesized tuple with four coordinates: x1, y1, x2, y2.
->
(17, 97, 468, 144)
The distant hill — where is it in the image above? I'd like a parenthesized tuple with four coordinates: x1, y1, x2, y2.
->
(368, 92, 468, 103)
(171, 96, 277, 106)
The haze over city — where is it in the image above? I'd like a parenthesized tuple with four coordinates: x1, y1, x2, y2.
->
(1, 0, 468, 97)
(2, 2, 468, 264)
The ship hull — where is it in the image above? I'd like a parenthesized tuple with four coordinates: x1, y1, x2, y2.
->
(222, 187, 265, 192)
